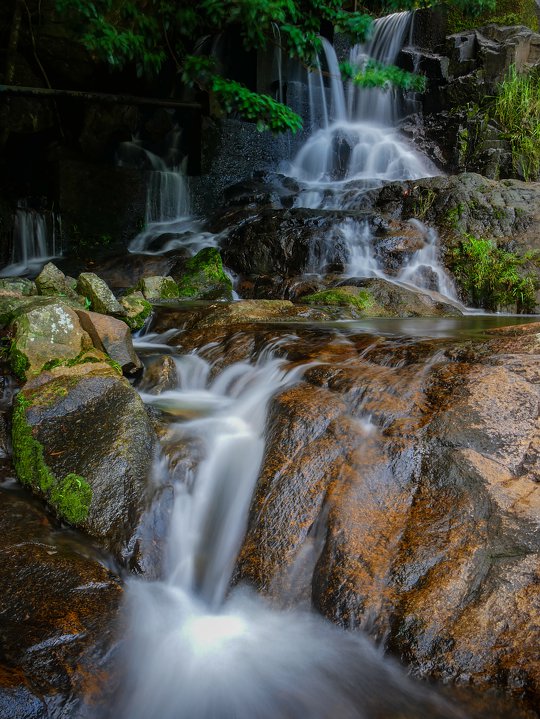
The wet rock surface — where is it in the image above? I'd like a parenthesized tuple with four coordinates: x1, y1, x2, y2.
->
(234, 320, 540, 708)
(0, 483, 121, 719)
(15, 364, 159, 566)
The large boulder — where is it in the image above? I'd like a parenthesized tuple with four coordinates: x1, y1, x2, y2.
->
(0, 487, 121, 719)
(12, 363, 160, 565)
(235, 322, 540, 706)
(9, 302, 93, 380)
(302, 279, 462, 317)
(35, 262, 81, 303)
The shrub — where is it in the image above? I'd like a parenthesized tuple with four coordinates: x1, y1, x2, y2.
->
(450, 234, 539, 312)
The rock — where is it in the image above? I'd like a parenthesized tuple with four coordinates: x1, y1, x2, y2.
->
(219, 207, 363, 277)
(235, 321, 540, 704)
(184, 299, 331, 330)
(76, 309, 142, 375)
(77, 272, 125, 316)
(9, 302, 93, 380)
(35, 262, 80, 301)
(139, 355, 178, 395)
(136, 275, 179, 301)
(119, 292, 153, 330)
(12, 363, 159, 564)
(0, 278, 36, 296)
(302, 280, 462, 317)
(0, 487, 121, 718)
(175, 247, 233, 300)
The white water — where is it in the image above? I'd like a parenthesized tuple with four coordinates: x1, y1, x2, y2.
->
(118, 343, 464, 719)
(287, 12, 433, 193)
(282, 13, 460, 304)
(0, 207, 62, 277)
(120, 138, 217, 256)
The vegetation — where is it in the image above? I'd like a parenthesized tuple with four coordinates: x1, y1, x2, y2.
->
(55, 0, 500, 133)
(494, 66, 540, 181)
(303, 287, 374, 310)
(12, 393, 93, 525)
(445, 0, 538, 33)
(450, 234, 539, 312)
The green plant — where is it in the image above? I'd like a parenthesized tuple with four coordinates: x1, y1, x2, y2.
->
(494, 65, 540, 181)
(450, 234, 539, 312)
(54, 0, 437, 133)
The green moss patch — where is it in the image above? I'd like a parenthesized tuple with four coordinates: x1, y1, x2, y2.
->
(303, 288, 374, 311)
(177, 247, 233, 299)
(12, 393, 92, 525)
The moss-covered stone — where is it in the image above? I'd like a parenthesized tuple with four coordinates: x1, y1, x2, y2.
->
(303, 287, 374, 311)
(119, 292, 153, 330)
(12, 393, 92, 525)
(35, 263, 84, 304)
(176, 247, 233, 300)
(9, 302, 92, 381)
(0, 278, 36, 296)
(137, 275, 180, 301)
(77, 272, 125, 316)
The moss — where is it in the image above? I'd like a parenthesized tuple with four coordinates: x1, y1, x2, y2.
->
(49, 473, 93, 525)
(303, 288, 374, 311)
(10, 341, 30, 381)
(447, 0, 539, 33)
(40, 350, 122, 376)
(121, 296, 153, 330)
(177, 247, 233, 298)
(12, 393, 92, 524)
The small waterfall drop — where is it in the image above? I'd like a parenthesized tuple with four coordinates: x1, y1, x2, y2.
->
(0, 205, 62, 278)
(118, 341, 465, 719)
(119, 136, 216, 256)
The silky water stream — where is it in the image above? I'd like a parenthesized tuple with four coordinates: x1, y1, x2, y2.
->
(110, 318, 527, 719)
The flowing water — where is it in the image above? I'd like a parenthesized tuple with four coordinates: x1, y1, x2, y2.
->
(121, 138, 217, 256)
(0, 206, 62, 278)
(117, 329, 471, 719)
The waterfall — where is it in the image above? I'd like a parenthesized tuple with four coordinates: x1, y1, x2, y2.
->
(119, 136, 216, 256)
(280, 13, 459, 303)
(117, 340, 465, 719)
(287, 12, 433, 191)
(0, 206, 62, 278)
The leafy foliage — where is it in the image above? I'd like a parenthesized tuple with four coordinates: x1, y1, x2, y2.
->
(451, 234, 539, 312)
(341, 60, 426, 92)
(494, 65, 540, 181)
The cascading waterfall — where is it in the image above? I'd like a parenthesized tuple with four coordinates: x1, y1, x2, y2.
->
(117, 339, 465, 719)
(0, 205, 62, 278)
(282, 12, 458, 303)
(288, 12, 433, 190)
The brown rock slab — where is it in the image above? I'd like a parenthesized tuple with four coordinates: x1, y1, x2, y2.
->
(76, 309, 142, 375)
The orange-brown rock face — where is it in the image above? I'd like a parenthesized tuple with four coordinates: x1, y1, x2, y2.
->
(235, 322, 540, 707)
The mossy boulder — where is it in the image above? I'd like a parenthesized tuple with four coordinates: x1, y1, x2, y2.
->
(119, 291, 153, 330)
(136, 275, 179, 301)
(303, 287, 374, 313)
(77, 272, 125, 316)
(301, 280, 463, 318)
(35, 262, 84, 304)
(12, 365, 159, 564)
(0, 278, 36, 296)
(9, 302, 93, 380)
(176, 247, 233, 300)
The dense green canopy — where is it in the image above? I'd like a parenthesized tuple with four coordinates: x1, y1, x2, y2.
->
(55, 0, 497, 131)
